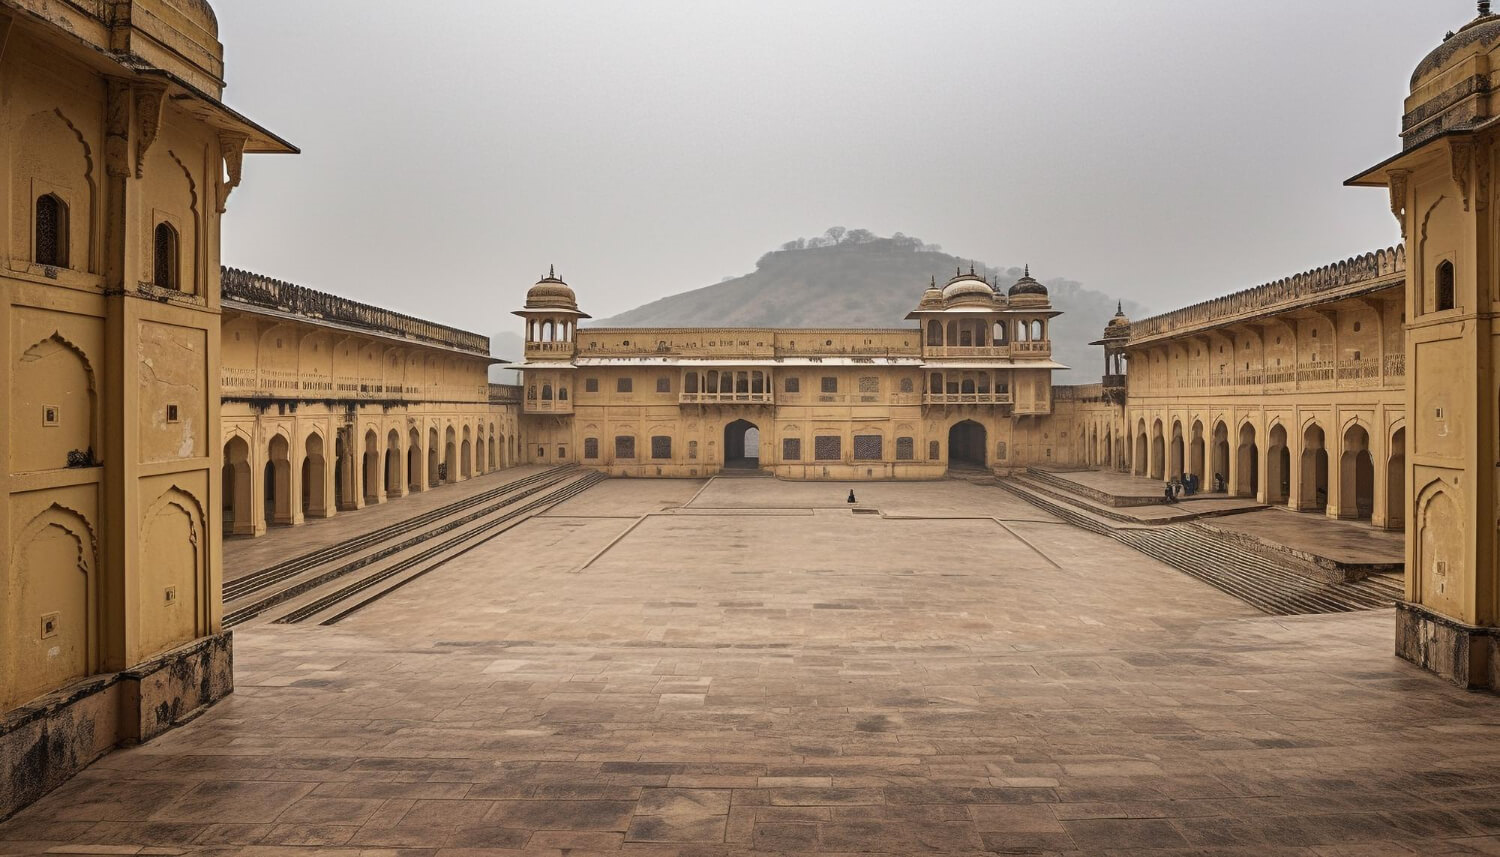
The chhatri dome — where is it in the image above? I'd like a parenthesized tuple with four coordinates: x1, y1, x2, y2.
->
(941, 265, 999, 306)
(1405, 1, 1500, 149)
(918, 275, 945, 308)
(523, 265, 580, 311)
(1008, 265, 1049, 298)
(161, 0, 219, 36)
(1103, 302, 1131, 339)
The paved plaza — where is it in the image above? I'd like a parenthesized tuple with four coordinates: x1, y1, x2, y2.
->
(4, 478, 1498, 855)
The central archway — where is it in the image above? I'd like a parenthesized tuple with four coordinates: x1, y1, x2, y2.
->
(948, 420, 987, 470)
(724, 419, 760, 468)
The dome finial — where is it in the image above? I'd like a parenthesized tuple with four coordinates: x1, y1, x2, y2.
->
(969, 262, 975, 275)
(548, 263, 556, 279)
(1024, 263, 1030, 278)
(1483, 0, 1492, 17)
(930, 275, 936, 287)
(1117, 300, 1123, 314)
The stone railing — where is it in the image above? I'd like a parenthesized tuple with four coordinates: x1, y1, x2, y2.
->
(923, 392, 1014, 406)
(1137, 357, 1402, 395)
(222, 267, 491, 356)
(1129, 246, 1406, 343)
(489, 384, 523, 404)
(925, 346, 1009, 358)
(679, 392, 775, 405)
(1052, 384, 1104, 402)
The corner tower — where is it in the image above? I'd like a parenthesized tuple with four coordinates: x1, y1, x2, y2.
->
(513, 268, 586, 461)
(1349, 2, 1500, 688)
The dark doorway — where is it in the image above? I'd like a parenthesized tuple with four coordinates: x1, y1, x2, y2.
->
(948, 420, 987, 470)
(724, 419, 760, 468)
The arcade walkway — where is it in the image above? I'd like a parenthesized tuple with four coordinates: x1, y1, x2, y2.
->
(2, 479, 1493, 855)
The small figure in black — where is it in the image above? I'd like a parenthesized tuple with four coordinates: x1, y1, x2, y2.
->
(1163, 484, 1176, 504)
(847, 490, 857, 504)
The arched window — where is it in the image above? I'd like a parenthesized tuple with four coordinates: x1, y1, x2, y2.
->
(1436, 260, 1456, 312)
(35, 194, 68, 267)
(558, 386, 568, 401)
(541, 384, 553, 400)
(153, 222, 179, 290)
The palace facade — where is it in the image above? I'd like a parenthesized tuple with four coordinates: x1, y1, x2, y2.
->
(1062, 247, 1409, 531)
(219, 268, 518, 538)
(514, 268, 1071, 479)
(0, 0, 292, 816)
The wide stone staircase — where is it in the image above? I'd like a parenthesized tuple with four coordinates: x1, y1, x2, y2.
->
(1000, 470, 1402, 616)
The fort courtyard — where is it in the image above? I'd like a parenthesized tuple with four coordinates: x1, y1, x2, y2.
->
(2, 474, 1496, 854)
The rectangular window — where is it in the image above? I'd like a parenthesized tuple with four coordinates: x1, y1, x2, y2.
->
(585, 378, 599, 393)
(820, 376, 838, 393)
(782, 438, 801, 460)
(899, 378, 914, 394)
(929, 440, 940, 460)
(615, 436, 635, 458)
(858, 376, 879, 393)
(656, 376, 671, 393)
(814, 436, 841, 461)
(853, 435, 883, 461)
(584, 437, 599, 459)
(785, 377, 800, 393)
(896, 437, 914, 460)
(651, 436, 672, 459)
(616, 378, 633, 393)
(166, 404, 180, 424)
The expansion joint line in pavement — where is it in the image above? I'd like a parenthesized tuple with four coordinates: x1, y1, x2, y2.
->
(574, 507, 1062, 572)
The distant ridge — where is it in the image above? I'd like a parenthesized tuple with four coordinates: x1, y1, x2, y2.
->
(591, 229, 1144, 381)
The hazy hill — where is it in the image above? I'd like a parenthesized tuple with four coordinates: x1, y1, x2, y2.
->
(589, 229, 1143, 381)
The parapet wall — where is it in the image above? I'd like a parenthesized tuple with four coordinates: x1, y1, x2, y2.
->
(222, 267, 491, 356)
(1129, 246, 1406, 343)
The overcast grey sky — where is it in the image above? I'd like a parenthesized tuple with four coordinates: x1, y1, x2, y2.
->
(217, 1, 1472, 332)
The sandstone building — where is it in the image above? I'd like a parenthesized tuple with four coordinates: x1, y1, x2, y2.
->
(0, 0, 292, 814)
(514, 267, 1070, 478)
(219, 268, 517, 538)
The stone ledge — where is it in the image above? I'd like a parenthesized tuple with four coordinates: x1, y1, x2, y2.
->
(1395, 602, 1500, 690)
(0, 631, 233, 822)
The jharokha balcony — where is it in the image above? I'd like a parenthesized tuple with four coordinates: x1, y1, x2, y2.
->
(922, 391, 1014, 406)
(679, 392, 775, 405)
(524, 398, 573, 414)
(525, 341, 575, 355)
(924, 345, 1010, 358)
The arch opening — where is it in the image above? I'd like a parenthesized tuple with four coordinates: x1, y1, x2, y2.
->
(724, 420, 760, 469)
(948, 420, 987, 470)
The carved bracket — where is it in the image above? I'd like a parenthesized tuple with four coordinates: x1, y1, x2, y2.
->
(216, 132, 248, 213)
(1452, 138, 1476, 212)
(133, 83, 168, 179)
(1388, 169, 1410, 238)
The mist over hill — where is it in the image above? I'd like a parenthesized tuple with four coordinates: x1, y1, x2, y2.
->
(586, 229, 1143, 382)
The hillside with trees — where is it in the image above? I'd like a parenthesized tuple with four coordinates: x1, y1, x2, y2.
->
(589, 228, 1143, 381)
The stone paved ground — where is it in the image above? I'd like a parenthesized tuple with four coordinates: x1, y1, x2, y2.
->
(4, 478, 1500, 856)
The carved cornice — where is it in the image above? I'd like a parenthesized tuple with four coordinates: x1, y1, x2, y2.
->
(133, 82, 168, 179)
(1452, 137, 1476, 211)
(216, 132, 247, 213)
(1388, 169, 1411, 238)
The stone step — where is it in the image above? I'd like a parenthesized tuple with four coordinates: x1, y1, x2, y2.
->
(998, 479, 1397, 616)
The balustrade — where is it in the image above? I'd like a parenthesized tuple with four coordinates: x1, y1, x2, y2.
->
(922, 392, 1014, 406)
(679, 392, 775, 405)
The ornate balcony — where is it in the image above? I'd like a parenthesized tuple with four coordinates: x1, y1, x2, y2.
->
(1012, 341, 1051, 355)
(922, 392, 1013, 406)
(525, 340, 575, 356)
(679, 392, 774, 405)
(524, 399, 573, 414)
(924, 345, 1010, 359)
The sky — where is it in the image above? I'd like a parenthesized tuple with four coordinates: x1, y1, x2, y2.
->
(216, 0, 1475, 335)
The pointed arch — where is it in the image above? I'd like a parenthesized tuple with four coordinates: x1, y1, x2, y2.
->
(6, 503, 100, 709)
